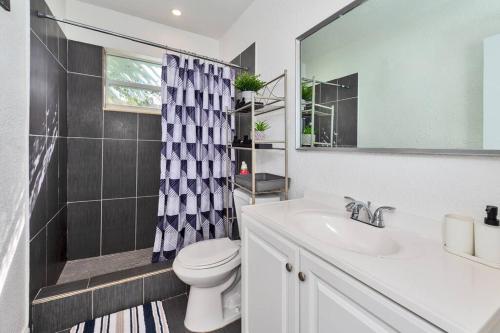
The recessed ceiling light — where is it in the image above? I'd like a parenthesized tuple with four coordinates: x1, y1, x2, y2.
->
(172, 9, 182, 16)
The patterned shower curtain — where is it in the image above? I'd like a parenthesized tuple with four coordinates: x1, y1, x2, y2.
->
(152, 53, 235, 263)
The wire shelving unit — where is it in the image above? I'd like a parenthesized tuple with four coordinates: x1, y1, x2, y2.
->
(224, 70, 288, 236)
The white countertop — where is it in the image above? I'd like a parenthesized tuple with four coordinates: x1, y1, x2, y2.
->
(242, 192, 500, 333)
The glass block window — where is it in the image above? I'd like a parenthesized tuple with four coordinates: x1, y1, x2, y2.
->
(105, 54, 161, 113)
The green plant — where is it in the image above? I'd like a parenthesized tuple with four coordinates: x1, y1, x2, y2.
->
(234, 72, 266, 92)
(303, 125, 312, 135)
(255, 120, 271, 132)
(302, 83, 313, 102)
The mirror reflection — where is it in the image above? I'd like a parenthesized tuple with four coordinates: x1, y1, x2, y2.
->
(298, 0, 500, 152)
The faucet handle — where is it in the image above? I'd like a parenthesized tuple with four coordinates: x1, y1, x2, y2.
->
(372, 206, 396, 227)
(344, 196, 356, 211)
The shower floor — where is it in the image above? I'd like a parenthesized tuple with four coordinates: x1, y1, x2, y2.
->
(57, 248, 153, 284)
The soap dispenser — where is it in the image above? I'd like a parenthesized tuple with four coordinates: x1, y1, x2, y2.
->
(475, 205, 500, 263)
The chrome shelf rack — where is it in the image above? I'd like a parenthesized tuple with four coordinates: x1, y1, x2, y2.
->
(224, 70, 289, 236)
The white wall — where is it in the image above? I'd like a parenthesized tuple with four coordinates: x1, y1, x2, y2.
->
(220, 0, 500, 224)
(0, 0, 30, 332)
(483, 34, 500, 149)
(63, 0, 220, 60)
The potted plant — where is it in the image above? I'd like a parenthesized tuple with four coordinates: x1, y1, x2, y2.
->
(302, 125, 313, 146)
(235, 72, 266, 102)
(254, 120, 270, 141)
(302, 83, 313, 102)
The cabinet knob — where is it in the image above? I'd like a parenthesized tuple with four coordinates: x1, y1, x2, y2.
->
(298, 272, 306, 282)
(285, 263, 293, 272)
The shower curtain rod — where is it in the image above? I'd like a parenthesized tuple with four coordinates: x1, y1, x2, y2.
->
(37, 12, 248, 71)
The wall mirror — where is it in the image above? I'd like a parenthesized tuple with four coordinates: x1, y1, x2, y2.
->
(296, 0, 500, 155)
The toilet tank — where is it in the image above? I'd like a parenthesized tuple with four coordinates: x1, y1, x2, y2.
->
(233, 189, 281, 235)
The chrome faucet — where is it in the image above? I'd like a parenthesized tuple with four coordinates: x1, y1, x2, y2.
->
(344, 196, 395, 228)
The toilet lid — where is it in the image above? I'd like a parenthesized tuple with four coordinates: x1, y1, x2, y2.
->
(177, 238, 240, 269)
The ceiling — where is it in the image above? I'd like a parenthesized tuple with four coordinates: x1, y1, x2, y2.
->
(77, 0, 254, 38)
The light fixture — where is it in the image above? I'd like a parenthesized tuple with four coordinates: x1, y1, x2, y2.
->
(172, 9, 182, 16)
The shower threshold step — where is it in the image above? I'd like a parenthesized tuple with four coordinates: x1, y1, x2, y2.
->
(32, 259, 187, 333)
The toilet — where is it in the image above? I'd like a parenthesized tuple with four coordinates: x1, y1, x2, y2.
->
(173, 189, 280, 332)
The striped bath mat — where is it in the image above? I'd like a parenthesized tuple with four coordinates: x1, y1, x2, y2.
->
(70, 301, 169, 333)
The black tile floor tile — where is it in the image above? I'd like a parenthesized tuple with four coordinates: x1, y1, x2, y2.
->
(88, 261, 171, 289)
(36, 279, 89, 300)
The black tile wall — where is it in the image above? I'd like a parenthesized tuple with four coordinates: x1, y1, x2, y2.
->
(30, 0, 48, 45)
(67, 73, 103, 138)
(311, 73, 359, 147)
(58, 65, 67, 136)
(46, 208, 67, 285)
(32, 291, 92, 333)
(102, 140, 137, 198)
(65, 40, 163, 260)
(68, 40, 103, 76)
(58, 137, 67, 208)
(29, 135, 47, 238)
(102, 199, 136, 255)
(93, 279, 143, 318)
(138, 114, 161, 140)
(29, 0, 68, 312)
(240, 43, 256, 76)
(137, 141, 161, 196)
(67, 138, 102, 201)
(136, 196, 159, 249)
(30, 33, 47, 135)
(231, 43, 255, 174)
(30, 231, 47, 301)
(67, 201, 101, 260)
(104, 111, 137, 139)
(338, 73, 358, 100)
(337, 98, 358, 147)
(143, 270, 187, 303)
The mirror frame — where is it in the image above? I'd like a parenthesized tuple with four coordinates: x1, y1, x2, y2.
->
(294, 0, 500, 156)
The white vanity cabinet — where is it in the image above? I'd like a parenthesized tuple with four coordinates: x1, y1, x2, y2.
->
(241, 215, 300, 333)
(242, 215, 444, 333)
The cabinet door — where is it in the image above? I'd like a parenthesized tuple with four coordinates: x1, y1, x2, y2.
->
(299, 250, 443, 333)
(242, 215, 300, 333)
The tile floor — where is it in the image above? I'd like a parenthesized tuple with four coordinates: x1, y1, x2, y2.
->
(163, 295, 241, 333)
(57, 294, 241, 333)
(58, 248, 153, 284)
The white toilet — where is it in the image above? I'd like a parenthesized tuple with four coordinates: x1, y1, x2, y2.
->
(173, 189, 280, 332)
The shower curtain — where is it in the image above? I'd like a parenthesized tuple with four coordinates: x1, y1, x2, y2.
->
(152, 53, 235, 262)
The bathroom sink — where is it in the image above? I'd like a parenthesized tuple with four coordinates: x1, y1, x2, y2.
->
(290, 210, 401, 257)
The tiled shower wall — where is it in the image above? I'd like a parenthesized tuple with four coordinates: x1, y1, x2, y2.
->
(314, 73, 358, 147)
(230, 43, 256, 173)
(66, 40, 161, 260)
(29, 0, 68, 302)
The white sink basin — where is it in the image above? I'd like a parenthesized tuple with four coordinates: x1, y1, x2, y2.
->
(290, 210, 401, 257)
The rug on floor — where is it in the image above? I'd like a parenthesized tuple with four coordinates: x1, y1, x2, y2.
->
(70, 301, 169, 333)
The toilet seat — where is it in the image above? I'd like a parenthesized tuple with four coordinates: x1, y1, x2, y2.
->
(176, 238, 240, 270)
